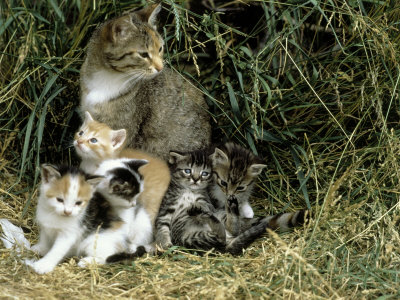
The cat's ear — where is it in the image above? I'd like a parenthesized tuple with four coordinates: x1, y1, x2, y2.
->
(124, 159, 148, 172)
(248, 164, 267, 177)
(103, 15, 133, 43)
(168, 151, 186, 164)
(211, 147, 229, 166)
(86, 175, 104, 187)
(111, 129, 126, 150)
(83, 111, 94, 124)
(41, 164, 61, 183)
(134, 3, 161, 29)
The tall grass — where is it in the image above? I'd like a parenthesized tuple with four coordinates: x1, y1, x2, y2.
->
(1, 0, 400, 298)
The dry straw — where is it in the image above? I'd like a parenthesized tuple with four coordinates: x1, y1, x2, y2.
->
(1, 0, 400, 298)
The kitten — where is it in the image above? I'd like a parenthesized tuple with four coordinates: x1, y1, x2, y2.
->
(80, 4, 211, 160)
(155, 150, 307, 255)
(93, 158, 155, 255)
(26, 164, 126, 274)
(73, 111, 170, 225)
(209, 142, 268, 219)
(155, 150, 226, 251)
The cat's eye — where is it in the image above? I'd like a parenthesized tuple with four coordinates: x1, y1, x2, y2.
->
(220, 180, 228, 187)
(75, 201, 82, 206)
(184, 169, 191, 174)
(56, 198, 64, 203)
(159, 46, 163, 53)
(236, 186, 246, 191)
(139, 52, 149, 59)
(201, 171, 209, 177)
(89, 138, 98, 143)
(78, 131, 84, 136)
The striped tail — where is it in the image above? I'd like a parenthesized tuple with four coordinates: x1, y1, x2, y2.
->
(225, 210, 308, 255)
(262, 210, 308, 231)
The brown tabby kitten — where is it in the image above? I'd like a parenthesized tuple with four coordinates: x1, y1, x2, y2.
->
(80, 4, 211, 160)
(209, 142, 267, 219)
(73, 111, 170, 224)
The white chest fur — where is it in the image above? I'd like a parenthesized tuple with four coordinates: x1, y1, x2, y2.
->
(82, 69, 131, 107)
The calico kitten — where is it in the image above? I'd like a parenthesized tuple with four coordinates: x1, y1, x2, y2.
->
(73, 111, 170, 225)
(80, 4, 211, 160)
(209, 142, 267, 219)
(155, 150, 226, 251)
(94, 158, 155, 255)
(26, 164, 125, 274)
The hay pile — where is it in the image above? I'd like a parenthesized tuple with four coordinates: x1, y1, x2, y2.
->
(1, 0, 400, 298)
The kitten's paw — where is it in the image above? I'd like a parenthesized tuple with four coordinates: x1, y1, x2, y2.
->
(78, 256, 103, 268)
(227, 197, 240, 216)
(187, 204, 203, 216)
(25, 259, 55, 274)
(31, 244, 47, 256)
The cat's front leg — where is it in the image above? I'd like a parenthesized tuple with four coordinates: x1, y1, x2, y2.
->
(26, 233, 77, 274)
(225, 196, 241, 236)
(31, 232, 51, 256)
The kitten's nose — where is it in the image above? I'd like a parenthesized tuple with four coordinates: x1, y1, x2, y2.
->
(155, 63, 163, 72)
(64, 210, 72, 216)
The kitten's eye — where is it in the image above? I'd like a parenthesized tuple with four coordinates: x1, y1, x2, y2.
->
(139, 52, 149, 59)
(75, 201, 82, 206)
(184, 169, 191, 174)
(56, 198, 64, 203)
(201, 171, 209, 177)
(236, 186, 246, 191)
(89, 138, 98, 143)
(159, 46, 163, 53)
(220, 180, 228, 187)
(78, 131, 84, 136)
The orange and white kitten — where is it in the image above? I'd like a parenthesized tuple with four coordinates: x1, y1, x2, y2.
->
(73, 111, 170, 224)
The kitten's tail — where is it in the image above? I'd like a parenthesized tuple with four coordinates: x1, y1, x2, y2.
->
(225, 210, 308, 255)
(106, 246, 147, 263)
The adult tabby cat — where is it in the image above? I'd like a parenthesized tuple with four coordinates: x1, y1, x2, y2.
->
(155, 150, 306, 255)
(25, 164, 129, 274)
(74, 111, 170, 225)
(80, 4, 211, 160)
(209, 142, 267, 219)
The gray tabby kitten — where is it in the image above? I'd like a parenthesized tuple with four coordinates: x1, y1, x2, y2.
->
(80, 4, 211, 160)
(209, 142, 267, 219)
(155, 150, 307, 255)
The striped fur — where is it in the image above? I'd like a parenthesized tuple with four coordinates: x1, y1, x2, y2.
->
(154, 150, 226, 251)
(209, 142, 267, 219)
(153, 150, 308, 255)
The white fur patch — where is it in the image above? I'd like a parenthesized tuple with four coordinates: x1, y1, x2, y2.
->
(240, 202, 254, 219)
(82, 69, 131, 106)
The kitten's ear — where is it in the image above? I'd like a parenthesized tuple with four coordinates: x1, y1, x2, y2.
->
(134, 3, 161, 29)
(124, 159, 148, 172)
(103, 15, 133, 43)
(168, 151, 186, 164)
(248, 164, 267, 177)
(211, 147, 229, 166)
(84, 111, 94, 123)
(111, 129, 126, 150)
(41, 164, 61, 183)
(86, 175, 104, 187)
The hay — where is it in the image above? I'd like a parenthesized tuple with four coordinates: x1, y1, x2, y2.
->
(1, 0, 400, 298)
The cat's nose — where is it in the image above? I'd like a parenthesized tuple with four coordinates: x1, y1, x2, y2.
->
(155, 64, 163, 72)
(64, 210, 72, 216)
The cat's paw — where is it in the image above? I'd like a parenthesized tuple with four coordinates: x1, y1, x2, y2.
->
(31, 243, 47, 256)
(78, 256, 104, 268)
(227, 196, 240, 216)
(25, 259, 55, 274)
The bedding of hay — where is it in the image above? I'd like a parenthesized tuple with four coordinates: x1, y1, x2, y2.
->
(1, 0, 400, 298)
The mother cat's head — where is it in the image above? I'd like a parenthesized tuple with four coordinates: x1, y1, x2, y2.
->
(87, 4, 164, 77)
